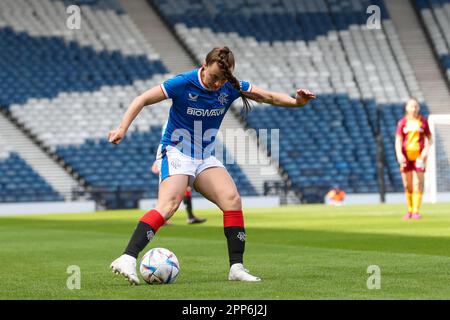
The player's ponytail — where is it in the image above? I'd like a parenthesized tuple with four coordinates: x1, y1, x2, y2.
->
(205, 47, 252, 114)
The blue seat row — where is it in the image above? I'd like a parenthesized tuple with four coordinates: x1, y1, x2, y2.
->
(0, 27, 168, 108)
(0, 153, 64, 202)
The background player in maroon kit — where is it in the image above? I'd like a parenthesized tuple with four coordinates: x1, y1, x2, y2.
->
(395, 98, 433, 220)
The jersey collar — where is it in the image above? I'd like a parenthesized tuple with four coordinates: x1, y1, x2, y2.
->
(198, 67, 214, 91)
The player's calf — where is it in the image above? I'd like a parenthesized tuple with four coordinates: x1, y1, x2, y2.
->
(111, 209, 166, 284)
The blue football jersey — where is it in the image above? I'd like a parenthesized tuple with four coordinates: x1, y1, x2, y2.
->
(160, 67, 252, 159)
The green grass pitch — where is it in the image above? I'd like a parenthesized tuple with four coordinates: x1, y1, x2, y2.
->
(1, 203, 450, 299)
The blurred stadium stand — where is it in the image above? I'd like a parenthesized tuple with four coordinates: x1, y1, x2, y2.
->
(0, 0, 256, 207)
(0, 136, 63, 203)
(415, 0, 450, 84)
(0, 0, 448, 207)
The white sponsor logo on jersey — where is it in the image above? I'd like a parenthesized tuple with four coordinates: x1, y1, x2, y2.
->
(187, 107, 225, 117)
(403, 121, 423, 134)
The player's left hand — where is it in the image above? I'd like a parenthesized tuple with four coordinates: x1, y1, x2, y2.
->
(296, 89, 316, 106)
(151, 161, 159, 174)
(416, 157, 425, 169)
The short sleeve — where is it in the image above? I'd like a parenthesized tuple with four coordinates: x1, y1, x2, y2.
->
(230, 80, 252, 101)
(423, 118, 431, 138)
(396, 119, 405, 136)
(239, 80, 252, 93)
(161, 75, 187, 99)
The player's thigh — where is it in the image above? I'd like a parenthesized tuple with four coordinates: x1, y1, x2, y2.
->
(412, 170, 425, 192)
(193, 167, 242, 211)
(401, 171, 413, 191)
(156, 174, 190, 219)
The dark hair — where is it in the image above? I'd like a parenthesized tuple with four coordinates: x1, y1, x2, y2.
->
(205, 46, 252, 113)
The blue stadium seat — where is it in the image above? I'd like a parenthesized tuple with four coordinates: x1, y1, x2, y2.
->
(0, 153, 63, 202)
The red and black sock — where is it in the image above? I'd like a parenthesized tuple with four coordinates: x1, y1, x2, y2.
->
(123, 209, 165, 258)
(223, 210, 246, 267)
(183, 192, 194, 219)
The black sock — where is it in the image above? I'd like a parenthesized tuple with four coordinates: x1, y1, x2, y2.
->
(123, 221, 156, 258)
(183, 195, 194, 219)
(224, 226, 246, 266)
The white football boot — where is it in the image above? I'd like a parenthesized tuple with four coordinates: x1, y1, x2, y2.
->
(228, 263, 261, 282)
(110, 254, 140, 285)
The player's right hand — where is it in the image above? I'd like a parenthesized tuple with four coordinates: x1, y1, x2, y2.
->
(108, 127, 126, 145)
(397, 154, 407, 166)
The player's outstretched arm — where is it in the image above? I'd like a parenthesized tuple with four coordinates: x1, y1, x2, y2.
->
(108, 85, 167, 144)
(243, 85, 316, 108)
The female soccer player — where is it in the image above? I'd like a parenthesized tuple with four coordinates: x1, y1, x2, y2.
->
(395, 98, 433, 220)
(108, 46, 316, 284)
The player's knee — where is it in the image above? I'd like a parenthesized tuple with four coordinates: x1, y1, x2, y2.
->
(403, 181, 413, 193)
(224, 192, 242, 211)
(168, 197, 182, 214)
(158, 197, 182, 219)
(413, 182, 423, 193)
(404, 185, 413, 193)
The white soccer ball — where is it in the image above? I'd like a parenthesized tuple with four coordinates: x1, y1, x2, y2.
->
(139, 248, 180, 284)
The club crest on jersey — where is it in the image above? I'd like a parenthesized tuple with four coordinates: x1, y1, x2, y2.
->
(170, 158, 181, 169)
(188, 93, 199, 102)
(218, 93, 228, 105)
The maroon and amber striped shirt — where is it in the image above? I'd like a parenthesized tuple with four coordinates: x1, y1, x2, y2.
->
(396, 116, 431, 161)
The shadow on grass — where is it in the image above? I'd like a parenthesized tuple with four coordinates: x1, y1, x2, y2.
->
(1, 217, 449, 258)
